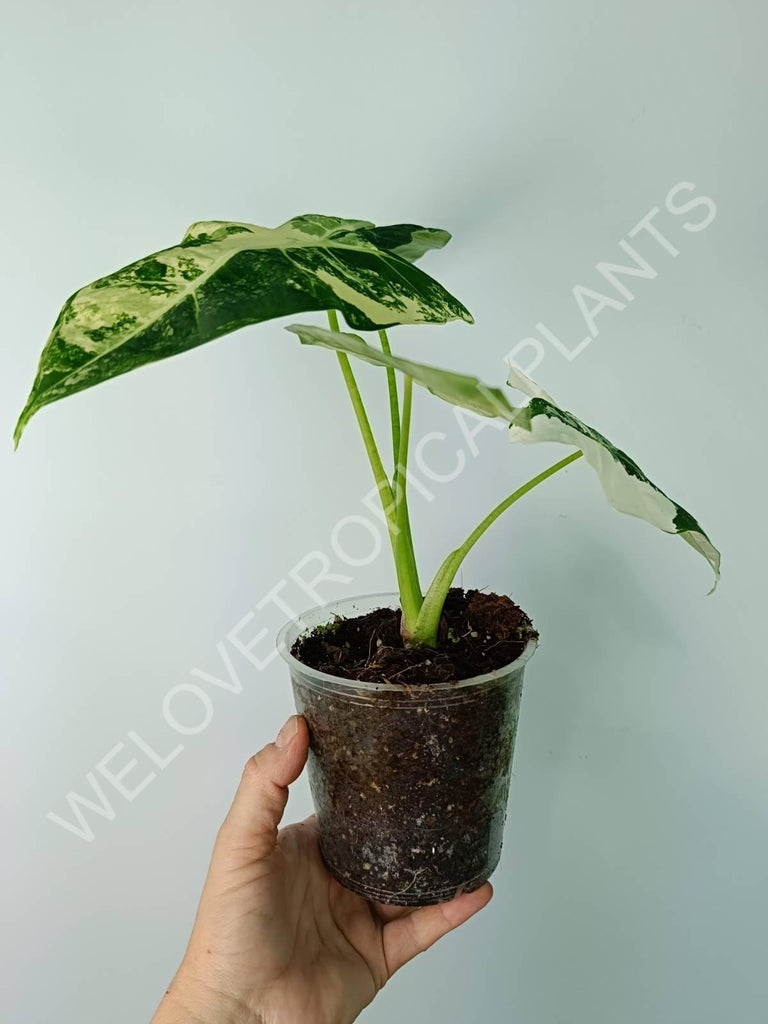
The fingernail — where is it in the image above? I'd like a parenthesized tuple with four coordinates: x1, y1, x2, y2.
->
(275, 715, 298, 749)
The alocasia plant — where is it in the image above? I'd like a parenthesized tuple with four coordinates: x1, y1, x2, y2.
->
(15, 214, 720, 645)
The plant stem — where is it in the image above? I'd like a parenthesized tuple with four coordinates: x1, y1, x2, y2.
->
(412, 450, 584, 646)
(328, 311, 422, 628)
(394, 374, 422, 634)
(328, 312, 394, 516)
(378, 329, 401, 471)
(393, 372, 412, 499)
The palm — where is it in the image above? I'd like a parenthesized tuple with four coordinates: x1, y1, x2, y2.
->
(248, 819, 407, 1020)
(175, 719, 492, 1024)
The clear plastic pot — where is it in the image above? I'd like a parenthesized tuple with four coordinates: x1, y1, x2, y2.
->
(277, 593, 537, 906)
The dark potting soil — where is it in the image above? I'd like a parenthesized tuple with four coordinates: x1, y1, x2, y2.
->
(288, 590, 538, 905)
(291, 588, 537, 685)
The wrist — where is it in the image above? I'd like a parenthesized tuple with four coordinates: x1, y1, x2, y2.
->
(152, 963, 264, 1024)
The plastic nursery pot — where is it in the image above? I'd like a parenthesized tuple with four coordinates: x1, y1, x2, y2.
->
(277, 593, 537, 907)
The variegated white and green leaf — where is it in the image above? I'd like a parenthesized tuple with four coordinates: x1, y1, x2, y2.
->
(287, 323, 519, 421)
(506, 365, 720, 588)
(288, 323, 719, 587)
(15, 215, 471, 445)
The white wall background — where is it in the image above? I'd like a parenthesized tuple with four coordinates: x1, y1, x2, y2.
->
(2, 1, 767, 1021)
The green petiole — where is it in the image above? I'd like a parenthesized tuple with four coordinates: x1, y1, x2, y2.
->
(328, 311, 423, 629)
(411, 451, 583, 646)
(330, 312, 583, 648)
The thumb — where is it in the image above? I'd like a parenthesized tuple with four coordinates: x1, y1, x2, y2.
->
(218, 715, 309, 861)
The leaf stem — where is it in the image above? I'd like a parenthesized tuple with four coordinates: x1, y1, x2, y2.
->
(412, 450, 584, 646)
(378, 329, 401, 472)
(394, 374, 422, 632)
(328, 311, 422, 628)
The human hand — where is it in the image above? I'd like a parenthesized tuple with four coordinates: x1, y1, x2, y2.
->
(152, 715, 492, 1024)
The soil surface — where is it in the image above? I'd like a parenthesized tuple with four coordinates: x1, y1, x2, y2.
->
(292, 588, 537, 685)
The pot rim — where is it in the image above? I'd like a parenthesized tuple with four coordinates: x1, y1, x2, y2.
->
(276, 591, 538, 693)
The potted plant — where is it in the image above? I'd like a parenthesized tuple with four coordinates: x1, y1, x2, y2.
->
(15, 214, 719, 906)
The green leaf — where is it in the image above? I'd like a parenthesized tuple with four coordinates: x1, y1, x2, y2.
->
(506, 366, 720, 590)
(288, 323, 720, 589)
(15, 214, 471, 446)
(287, 323, 518, 421)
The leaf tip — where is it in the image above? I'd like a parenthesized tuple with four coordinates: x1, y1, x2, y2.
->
(428, 228, 452, 250)
(679, 529, 721, 595)
(12, 408, 30, 450)
(706, 556, 721, 596)
(285, 324, 305, 342)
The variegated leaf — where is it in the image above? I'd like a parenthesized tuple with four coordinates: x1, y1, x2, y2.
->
(15, 215, 471, 445)
(506, 366, 720, 589)
(286, 323, 519, 420)
(288, 323, 719, 588)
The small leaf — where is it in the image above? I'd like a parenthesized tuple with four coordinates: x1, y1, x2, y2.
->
(506, 365, 720, 589)
(15, 215, 471, 445)
(287, 323, 518, 421)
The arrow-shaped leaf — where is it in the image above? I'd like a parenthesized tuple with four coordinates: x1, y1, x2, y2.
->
(289, 323, 720, 588)
(287, 322, 519, 421)
(15, 215, 471, 445)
